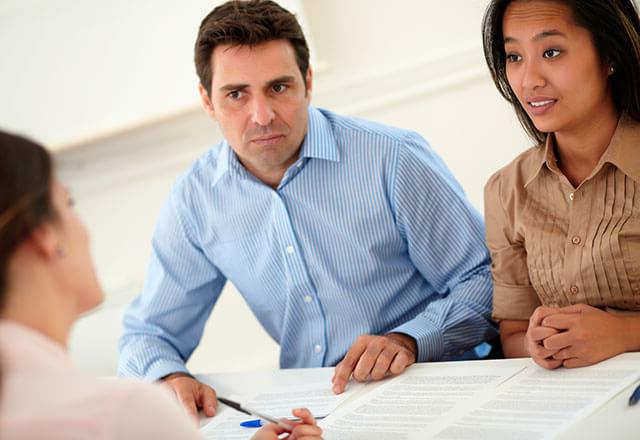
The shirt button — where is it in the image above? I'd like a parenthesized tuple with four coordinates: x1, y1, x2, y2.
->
(571, 236, 581, 245)
(286, 245, 295, 254)
(314, 344, 322, 353)
(303, 295, 313, 303)
(296, 162, 303, 168)
(570, 285, 579, 295)
(569, 192, 575, 201)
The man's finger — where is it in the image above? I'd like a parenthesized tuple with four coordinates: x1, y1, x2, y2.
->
(370, 347, 397, 380)
(352, 339, 385, 381)
(388, 349, 412, 376)
(332, 339, 368, 393)
(197, 383, 217, 417)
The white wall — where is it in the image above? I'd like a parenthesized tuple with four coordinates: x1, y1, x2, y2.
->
(0, 0, 308, 150)
(5, 1, 533, 376)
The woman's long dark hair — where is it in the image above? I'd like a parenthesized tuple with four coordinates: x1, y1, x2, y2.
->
(0, 131, 55, 305)
(0, 131, 55, 402)
(482, 0, 640, 144)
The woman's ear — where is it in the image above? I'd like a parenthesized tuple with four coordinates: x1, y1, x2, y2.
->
(27, 222, 63, 261)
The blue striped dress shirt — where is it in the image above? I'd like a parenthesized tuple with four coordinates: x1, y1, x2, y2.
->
(118, 106, 496, 380)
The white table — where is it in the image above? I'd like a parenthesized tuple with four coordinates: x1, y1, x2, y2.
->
(197, 355, 640, 439)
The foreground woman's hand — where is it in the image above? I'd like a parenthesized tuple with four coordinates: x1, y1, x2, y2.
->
(252, 408, 322, 440)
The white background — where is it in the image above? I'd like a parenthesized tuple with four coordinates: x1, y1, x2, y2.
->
(1, 0, 533, 375)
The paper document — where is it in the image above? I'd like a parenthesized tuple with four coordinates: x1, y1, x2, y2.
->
(433, 357, 639, 440)
(320, 363, 524, 440)
(319, 358, 638, 440)
(200, 381, 363, 440)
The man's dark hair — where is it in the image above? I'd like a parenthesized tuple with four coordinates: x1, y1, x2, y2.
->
(194, 0, 310, 96)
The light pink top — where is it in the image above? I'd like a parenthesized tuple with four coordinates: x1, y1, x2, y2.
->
(0, 320, 202, 439)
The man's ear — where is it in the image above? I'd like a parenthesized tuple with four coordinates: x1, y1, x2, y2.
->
(28, 222, 59, 261)
(199, 84, 217, 120)
(304, 66, 313, 100)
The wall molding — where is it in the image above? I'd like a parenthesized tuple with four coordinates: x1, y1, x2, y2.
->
(57, 42, 489, 196)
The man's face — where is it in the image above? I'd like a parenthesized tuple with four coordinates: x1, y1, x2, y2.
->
(200, 39, 312, 186)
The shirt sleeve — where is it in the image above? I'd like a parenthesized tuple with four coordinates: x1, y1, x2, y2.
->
(114, 383, 203, 440)
(118, 177, 227, 380)
(389, 132, 497, 362)
(484, 171, 541, 321)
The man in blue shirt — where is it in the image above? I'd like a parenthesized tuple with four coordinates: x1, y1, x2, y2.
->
(118, 0, 496, 419)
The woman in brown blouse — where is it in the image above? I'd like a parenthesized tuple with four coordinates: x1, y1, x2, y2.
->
(482, 0, 640, 369)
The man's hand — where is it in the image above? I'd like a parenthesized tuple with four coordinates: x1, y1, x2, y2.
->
(252, 408, 322, 440)
(331, 333, 417, 394)
(525, 306, 563, 369)
(541, 304, 630, 368)
(161, 372, 217, 420)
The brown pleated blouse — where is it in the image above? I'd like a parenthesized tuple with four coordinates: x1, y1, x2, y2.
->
(485, 116, 640, 321)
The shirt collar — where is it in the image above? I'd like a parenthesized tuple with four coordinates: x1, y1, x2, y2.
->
(601, 115, 640, 184)
(523, 135, 558, 188)
(299, 106, 341, 163)
(524, 115, 640, 188)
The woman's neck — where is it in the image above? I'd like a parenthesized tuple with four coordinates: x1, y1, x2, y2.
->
(554, 103, 619, 188)
(1, 274, 74, 348)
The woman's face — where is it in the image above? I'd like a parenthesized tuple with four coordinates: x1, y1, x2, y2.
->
(503, 0, 615, 135)
(50, 179, 103, 314)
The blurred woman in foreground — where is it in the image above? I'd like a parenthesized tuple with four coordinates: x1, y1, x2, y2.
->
(0, 131, 321, 439)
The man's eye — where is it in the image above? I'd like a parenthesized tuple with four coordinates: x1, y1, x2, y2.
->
(228, 91, 242, 100)
(273, 83, 287, 93)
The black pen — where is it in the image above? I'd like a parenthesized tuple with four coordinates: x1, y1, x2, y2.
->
(217, 396, 294, 430)
(629, 383, 640, 406)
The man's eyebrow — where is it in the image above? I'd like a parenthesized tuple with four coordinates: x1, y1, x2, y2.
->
(219, 83, 249, 93)
(267, 75, 296, 86)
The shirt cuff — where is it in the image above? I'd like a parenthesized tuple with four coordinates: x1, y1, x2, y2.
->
(492, 284, 541, 321)
(146, 361, 192, 383)
(391, 317, 444, 363)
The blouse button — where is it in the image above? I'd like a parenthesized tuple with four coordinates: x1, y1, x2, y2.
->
(569, 192, 575, 201)
(570, 285, 579, 295)
(571, 236, 581, 245)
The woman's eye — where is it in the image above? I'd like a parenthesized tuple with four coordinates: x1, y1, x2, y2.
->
(506, 53, 521, 63)
(543, 49, 561, 59)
